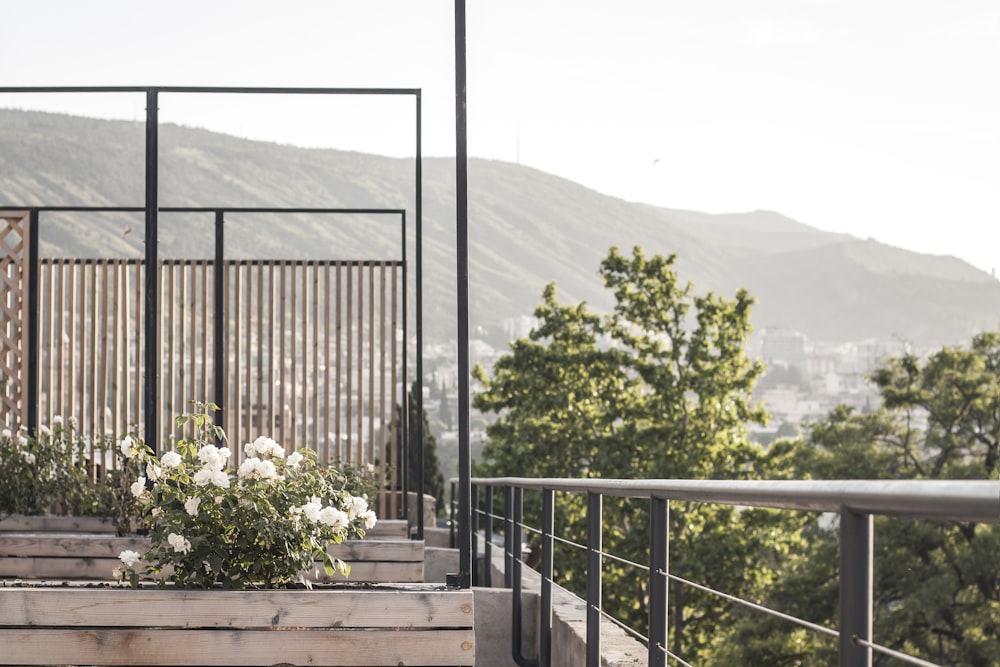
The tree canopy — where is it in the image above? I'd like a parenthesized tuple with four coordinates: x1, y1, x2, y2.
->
(474, 246, 802, 660)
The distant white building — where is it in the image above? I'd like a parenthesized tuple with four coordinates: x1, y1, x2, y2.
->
(761, 328, 808, 368)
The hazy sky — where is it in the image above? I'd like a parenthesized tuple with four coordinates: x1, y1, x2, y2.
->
(4, 1, 999, 273)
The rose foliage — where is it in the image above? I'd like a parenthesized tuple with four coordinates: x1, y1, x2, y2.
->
(115, 403, 376, 589)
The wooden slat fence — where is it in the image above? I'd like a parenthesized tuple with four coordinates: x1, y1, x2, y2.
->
(0, 210, 29, 431)
(30, 258, 403, 517)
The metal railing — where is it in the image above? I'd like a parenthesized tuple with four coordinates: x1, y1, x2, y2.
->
(453, 477, 1000, 667)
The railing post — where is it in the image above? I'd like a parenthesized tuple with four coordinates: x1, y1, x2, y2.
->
(449, 479, 457, 549)
(504, 485, 514, 588)
(472, 483, 479, 585)
(649, 496, 669, 667)
(839, 509, 873, 667)
(587, 491, 602, 667)
(484, 485, 494, 588)
(511, 486, 538, 667)
(540, 488, 554, 667)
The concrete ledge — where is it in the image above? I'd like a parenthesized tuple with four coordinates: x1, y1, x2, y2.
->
(426, 544, 645, 667)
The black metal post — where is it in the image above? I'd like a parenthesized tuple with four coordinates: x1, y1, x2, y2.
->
(587, 492, 602, 667)
(540, 488, 554, 667)
(504, 485, 514, 589)
(25, 208, 40, 434)
(649, 496, 669, 667)
(452, 0, 473, 590)
(484, 484, 494, 588)
(511, 486, 538, 667)
(401, 210, 409, 526)
(143, 89, 160, 451)
(472, 483, 479, 585)
(213, 210, 225, 436)
(414, 91, 425, 540)
(839, 509, 873, 667)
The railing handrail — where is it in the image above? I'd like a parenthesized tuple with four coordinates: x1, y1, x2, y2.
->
(461, 476, 1000, 666)
(469, 477, 1000, 524)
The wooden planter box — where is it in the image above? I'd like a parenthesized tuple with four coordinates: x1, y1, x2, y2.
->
(0, 531, 424, 583)
(0, 514, 410, 538)
(0, 584, 475, 666)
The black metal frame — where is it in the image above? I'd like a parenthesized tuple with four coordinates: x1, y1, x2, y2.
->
(1, 85, 428, 537)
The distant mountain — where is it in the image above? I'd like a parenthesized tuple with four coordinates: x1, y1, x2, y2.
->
(2, 108, 998, 347)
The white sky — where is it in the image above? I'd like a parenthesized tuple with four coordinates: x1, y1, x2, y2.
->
(3, 0, 999, 273)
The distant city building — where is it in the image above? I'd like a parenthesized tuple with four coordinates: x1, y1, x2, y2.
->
(503, 315, 539, 340)
(761, 328, 808, 368)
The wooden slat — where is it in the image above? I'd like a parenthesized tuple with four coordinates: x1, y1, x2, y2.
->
(0, 558, 423, 583)
(0, 628, 476, 666)
(0, 535, 421, 562)
(0, 587, 473, 628)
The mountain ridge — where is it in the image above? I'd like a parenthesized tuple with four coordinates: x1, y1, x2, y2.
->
(2, 108, 997, 346)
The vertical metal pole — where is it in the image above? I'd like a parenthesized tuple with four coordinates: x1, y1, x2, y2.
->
(452, 0, 472, 590)
(213, 210, 225, 436)
(26, 209, 40, 434)
(839, 509, 873, 667)
(484, 485, 494, 588)
(648, 496, 669, 667)
(401, 211, 409, 526)
(143, 88, 160, 451)
(540, 488, 554, 667)
(449, 479, 457, 549)
(504, 485, 514, 589)
(414, 92, 425, 540)
(587, 492, 602, 667)
(472, 483, 480, 585)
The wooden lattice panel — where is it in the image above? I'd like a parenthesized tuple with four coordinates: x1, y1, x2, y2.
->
(0, 211, 29, 431)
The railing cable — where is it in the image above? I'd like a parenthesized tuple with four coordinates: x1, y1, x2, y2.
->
(662, 570, 838, 639)
(854, 637, 943, 667)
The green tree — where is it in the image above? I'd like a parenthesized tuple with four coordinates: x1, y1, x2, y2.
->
(722, 333, 1000, 666)
(474, 246, 804, 661)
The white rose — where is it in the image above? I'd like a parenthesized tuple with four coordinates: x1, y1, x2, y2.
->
(52, 415, 63, 425)
(184, 497, 201, 517)
(119, 435, 138, 459)
(1, 428, 10, 439)
(318, 506, 349, 531)
(343, 495, 368, 520)
(22, 452, 36, 464)
(210, 468, 230, 489)
(167, 533, 192, 555)
(256, 459, 278, 480)
(238, 457, 261, 479)
(287, 451, 303, 468)
(302, 501, 322, 523)
(160, 451, 182, 468)
(129, 477, 147, 497)
(146, 462, 162, 482)
(118, 549, 142, 568)
(361, 509, 378, 530)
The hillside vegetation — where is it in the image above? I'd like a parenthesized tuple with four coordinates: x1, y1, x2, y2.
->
(2, 108, 998, 345)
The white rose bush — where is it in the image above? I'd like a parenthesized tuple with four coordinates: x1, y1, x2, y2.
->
(115, 403, 377, 589)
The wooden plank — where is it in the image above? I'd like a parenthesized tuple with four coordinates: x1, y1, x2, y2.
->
(367, 518, 408, 539)
(0, 627, 475, 666)
(0, 515, 116, 532)
(0, 587, 473, 628)
(0, 556, 422, 583)
(0, 533, 147, 557)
